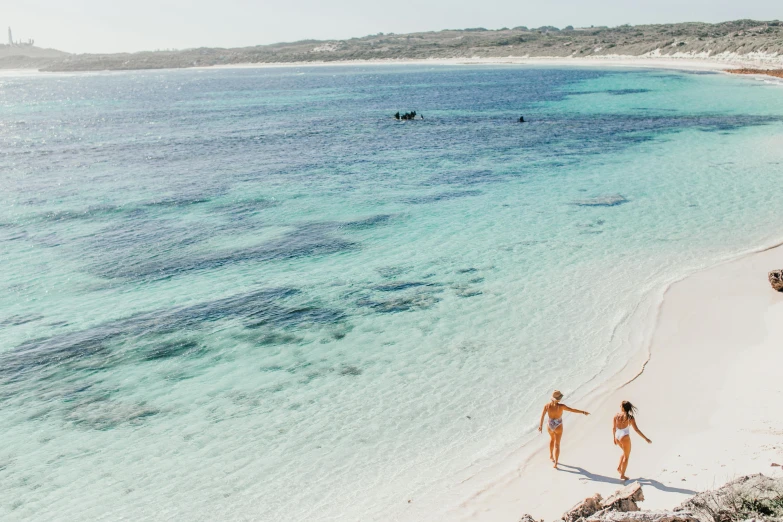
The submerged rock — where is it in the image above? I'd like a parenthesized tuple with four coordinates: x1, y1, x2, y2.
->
(769, 270, 783, 292)
(573, 194, 628, 207)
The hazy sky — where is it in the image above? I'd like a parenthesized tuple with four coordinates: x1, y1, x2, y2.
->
(4, 0, 781, 54)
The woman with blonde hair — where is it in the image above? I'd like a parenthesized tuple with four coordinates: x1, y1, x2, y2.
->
(538, 390, 590, 468)
(613, 400, 652, 480)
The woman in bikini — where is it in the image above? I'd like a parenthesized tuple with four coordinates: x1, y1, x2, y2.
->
(538, 390, 590, 469)
(613, 401, 652, 481)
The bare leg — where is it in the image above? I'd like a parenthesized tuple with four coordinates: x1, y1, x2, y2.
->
(553, 427, 563, 468)
(548, 429, 555, 461)
(616, 438, 626, 474)
(618, 437, 632, 480)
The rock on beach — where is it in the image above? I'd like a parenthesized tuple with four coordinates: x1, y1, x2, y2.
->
(769, 269, 783, 291)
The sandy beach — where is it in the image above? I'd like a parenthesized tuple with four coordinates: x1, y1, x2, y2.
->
(442, 244, 783, 521)
(6, 54, 782, 82)
(195, 54, 783, 74)
(198, 56, 738, 71)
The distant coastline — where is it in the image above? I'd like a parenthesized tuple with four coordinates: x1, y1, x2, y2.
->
(2, 19, 782, 73)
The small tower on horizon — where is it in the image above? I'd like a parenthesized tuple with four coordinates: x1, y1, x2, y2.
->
(8, 27, 12, 46)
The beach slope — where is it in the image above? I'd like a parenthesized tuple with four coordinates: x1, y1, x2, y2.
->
(454, 245, 783, 521)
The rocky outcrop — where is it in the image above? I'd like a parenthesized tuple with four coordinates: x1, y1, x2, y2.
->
(586, 512, 698, 522)
(675, 474, 783, 522)
(538, 475, 783, 522)
(563, 493, 605, 522)
(769, 270, 783, 292)
(394, 111, 422, 121)
(602, 483, 645, 513)
(563, 483, 645, 522)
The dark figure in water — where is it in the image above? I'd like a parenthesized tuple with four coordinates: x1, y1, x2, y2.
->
(395, 112, 401, 120)
(519, 116, 526, 122)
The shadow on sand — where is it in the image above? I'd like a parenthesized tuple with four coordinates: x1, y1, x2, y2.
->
(557, 464, 698, 495)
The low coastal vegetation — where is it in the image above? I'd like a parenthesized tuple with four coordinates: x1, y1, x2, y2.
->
(1, 19, 782, 72)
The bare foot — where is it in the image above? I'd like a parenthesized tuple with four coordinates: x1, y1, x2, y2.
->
(620, 475, 629, 481)
(550, 456, 555, 462)
(553, 463, 558, 469)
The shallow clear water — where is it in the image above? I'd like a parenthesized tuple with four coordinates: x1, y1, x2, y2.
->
(1, 66, 782, 521)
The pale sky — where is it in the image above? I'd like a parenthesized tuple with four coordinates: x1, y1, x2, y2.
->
(3, 0, 781, 54)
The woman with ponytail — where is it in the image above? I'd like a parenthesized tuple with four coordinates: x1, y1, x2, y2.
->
(613, 401, 652, 481)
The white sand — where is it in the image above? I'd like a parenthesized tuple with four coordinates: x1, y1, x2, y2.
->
(4, 53, 780, 78)
(442, 245, 783, 521)
(196, 54, 782, 73)
(200, 56, 733, 71)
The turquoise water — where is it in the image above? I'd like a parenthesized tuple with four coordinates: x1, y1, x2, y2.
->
(1, 66, 783, 521)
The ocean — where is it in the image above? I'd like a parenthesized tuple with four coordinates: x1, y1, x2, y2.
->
(1, 65, 782, 521)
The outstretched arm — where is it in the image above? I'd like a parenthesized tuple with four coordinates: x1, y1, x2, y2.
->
(562, 404, 590, 416)
(538, 406, 546, 433)
(631, 418, 652, 443)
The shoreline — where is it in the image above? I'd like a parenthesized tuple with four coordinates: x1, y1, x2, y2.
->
(198, 55, 782, 74)
(437, 240, 783, 521)
(3, 54, 783, 76)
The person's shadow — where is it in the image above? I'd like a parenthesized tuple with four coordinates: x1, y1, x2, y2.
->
(557, 464, 698, 495)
